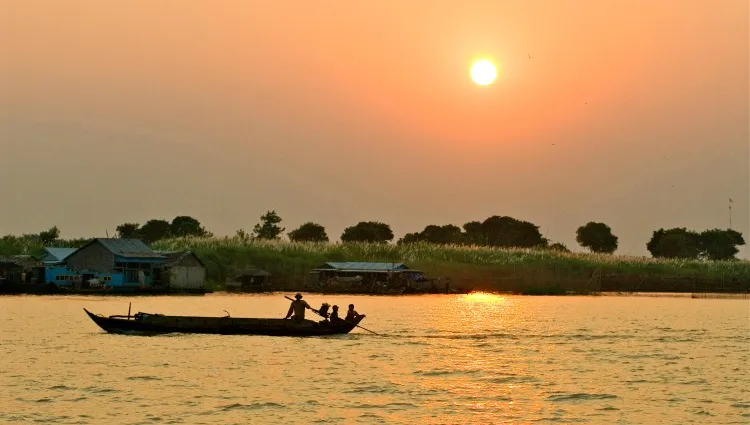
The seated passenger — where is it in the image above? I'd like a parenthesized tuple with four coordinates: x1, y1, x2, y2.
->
(345, 304, 365, 322)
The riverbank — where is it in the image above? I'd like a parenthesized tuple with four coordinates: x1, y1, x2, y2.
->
(152, 238, 749, 294)
(2, 237, 748, 294)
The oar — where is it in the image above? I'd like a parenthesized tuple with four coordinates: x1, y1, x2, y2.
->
(284, 296, 380, 336)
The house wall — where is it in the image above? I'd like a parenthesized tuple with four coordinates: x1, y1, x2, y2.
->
(66, 241, 115, 273)
(168, 266, 206, 289)
(44, 266, 125, 286)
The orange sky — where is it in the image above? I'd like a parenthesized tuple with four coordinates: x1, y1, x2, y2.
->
(1, 0, 748, 257)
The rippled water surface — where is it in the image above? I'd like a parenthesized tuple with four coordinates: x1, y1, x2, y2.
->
(1, 294, 748, 424)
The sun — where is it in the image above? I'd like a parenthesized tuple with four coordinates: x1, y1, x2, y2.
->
(470, 59, 497, 86)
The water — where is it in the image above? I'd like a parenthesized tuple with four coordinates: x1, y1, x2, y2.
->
(1, 293, 748, 424)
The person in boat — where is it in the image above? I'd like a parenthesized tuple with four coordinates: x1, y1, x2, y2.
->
(329, 305, 341, 322)
(345, 304, 365, 322)
(284, 293, 312, 322)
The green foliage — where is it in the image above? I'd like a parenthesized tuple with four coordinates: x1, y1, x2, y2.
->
(398, 224, 463, 245)
(462, 221, 485, 245)
(252, 210, 285, 240)
(576, 222, 619, 254)
(341, 221, 394, 243)
(38, 226, 60, 245)
(699, 229, 746, 261)
(548, 242, 570, 252)
(116, 223, 140, 239)
(235, 229, 250, 242)
(151, 237, 750, 286)
(170, 216, 210, 238)
(480, 216, 545, 248)
(647, 228, 702, 259)
(288, 222, 328, 242)
(139, 219, 172, 243)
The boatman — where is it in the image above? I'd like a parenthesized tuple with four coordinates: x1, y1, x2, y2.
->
(284, 293, 312, 322)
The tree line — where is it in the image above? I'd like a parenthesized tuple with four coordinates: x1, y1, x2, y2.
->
(8, 211, 746, 261)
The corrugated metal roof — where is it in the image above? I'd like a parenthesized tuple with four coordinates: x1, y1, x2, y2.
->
(154, 250, 204, 267)
(96, 238, 164, 259)
(315, 262, 411, 272)
(43, 247, 78, 262)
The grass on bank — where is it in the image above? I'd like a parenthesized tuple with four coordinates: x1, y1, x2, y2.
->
(2, 236, 748, 290)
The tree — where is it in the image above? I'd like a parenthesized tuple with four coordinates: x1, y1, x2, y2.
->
(39, 226, 60, 244)
(646, 228, 701, 259)
(480, 216, 545, 248)
(235, 229, 250, 242)
(116, 223, 141, 239)
(397, 232, 424, 245)
(576, 222, 619, 254)
(252, 210, 285, 240)
(340, 221, 394, 243)
(548, 242, 570, 252)
(139, 219, 171, 243)
(462, 221, 485, 245)
(398, 224, 464, 245)
(170, 216, 210, 238)
(699, 229, 746, 261)
(288, 222, 329, 242)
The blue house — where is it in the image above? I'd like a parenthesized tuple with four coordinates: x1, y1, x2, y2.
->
(41, 247, 78, 265)
(49, 239, 165, 288)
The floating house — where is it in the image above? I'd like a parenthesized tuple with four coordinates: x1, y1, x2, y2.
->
(310, 262, 425, 287)
(225, 267, 271, 292)
(52, 238, 166, 288)
(155, 250, 207, 292)
(0, 257, 23, 285)
(40, 247, 77, 265)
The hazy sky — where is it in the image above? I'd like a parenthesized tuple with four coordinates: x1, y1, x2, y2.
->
(1, 1, 748, 257)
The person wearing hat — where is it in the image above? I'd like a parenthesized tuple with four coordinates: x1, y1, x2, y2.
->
(284, 293, 312, 322)
(329, 305, 341, 322)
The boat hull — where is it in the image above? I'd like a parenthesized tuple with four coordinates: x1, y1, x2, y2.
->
(83, 309, 362, 337)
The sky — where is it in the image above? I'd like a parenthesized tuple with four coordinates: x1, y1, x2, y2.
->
(1, 0, 748, 258)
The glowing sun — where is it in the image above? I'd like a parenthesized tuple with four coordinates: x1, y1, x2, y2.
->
(470, 59, 497, 85)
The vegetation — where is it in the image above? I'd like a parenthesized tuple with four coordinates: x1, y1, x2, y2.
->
(341, 221, 394, 243)
(647, 228, 745, 261)
(576, 222, 619, 254)
(288, 222, 329, 242)
(252, 210, 285, 240)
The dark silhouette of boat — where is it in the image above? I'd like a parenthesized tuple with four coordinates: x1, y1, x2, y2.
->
(83, 308, 364, 337)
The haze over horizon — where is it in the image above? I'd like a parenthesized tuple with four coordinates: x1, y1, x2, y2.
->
(1, 1, 748, 258)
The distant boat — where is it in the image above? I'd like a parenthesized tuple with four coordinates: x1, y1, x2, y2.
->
(83, 308, 364, 337)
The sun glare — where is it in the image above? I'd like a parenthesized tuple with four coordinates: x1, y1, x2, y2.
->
(470, 59, 497, 86)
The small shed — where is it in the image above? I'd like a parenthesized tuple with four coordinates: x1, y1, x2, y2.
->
(311, 262, 423, 284)
(0, 257, 23, 285)
(225, 267, 271, 292)
(155, 250, 206, 291)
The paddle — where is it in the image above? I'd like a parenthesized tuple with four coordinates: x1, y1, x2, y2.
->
(284, 296, 380, 336)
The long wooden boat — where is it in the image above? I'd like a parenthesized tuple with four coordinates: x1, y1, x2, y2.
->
(83, 308, 364, 337)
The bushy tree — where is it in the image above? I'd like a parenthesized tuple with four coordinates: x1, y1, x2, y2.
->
(253, 210, 285, 240)
(235, 229, 250, 242)
(39, 226, 60, 245)
(699, 229, 745, 261)
(646, 228, 701, 259)
(139, 219, 171, 243)
(288, 222, 329, 242)
(480, 216, 545, 248)
(170, 216, 210, 238)
(576, 222, 619, 254)
(548, 242, 570, 252)
(462, 221, 485, 245)
(341, 221, 394, 243)
(116, 223, 141, 239)
(398, 224, 463, 245)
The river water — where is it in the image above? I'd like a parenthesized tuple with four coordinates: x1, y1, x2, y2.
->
(1, 293, 748, 424)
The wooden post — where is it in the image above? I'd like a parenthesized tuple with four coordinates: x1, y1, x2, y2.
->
(127, 302, 131, 319)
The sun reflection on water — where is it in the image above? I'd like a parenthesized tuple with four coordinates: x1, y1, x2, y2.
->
(461, 292, 507, 303)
